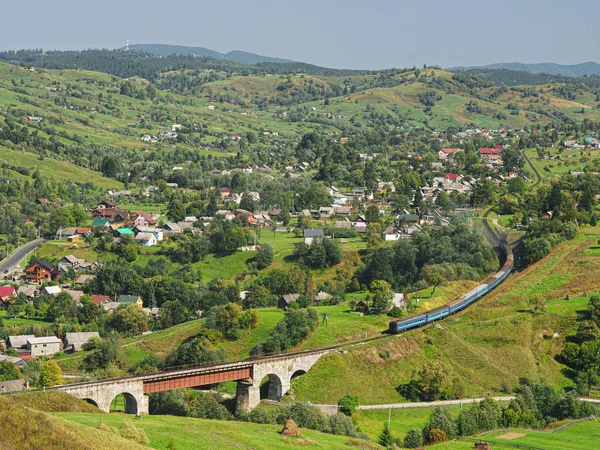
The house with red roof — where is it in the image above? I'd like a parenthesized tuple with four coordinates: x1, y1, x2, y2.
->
(90, 294, 111, 305)
(479, 147, 501, 162)
(132, 211, 156, 227)
(0, 286, 15, 306)
(444, 174, 459, 183)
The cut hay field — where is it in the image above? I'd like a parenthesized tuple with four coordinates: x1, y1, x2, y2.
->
(57, 412, 374, 450)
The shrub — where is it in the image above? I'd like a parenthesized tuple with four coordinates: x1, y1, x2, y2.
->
(328, 413, 359, 437)
(422, 407, 458, 440)
(288, 402, 329, 432)
(427, 428, 448, 444)
(378, 350, 390, 360)
(338, 395, 360, 416)
(403, 427, 423, 448)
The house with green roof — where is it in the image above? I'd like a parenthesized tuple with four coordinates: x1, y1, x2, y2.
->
(117, 295, 143, 308)
(115, 227, 135, 236)
(91, 218, 110, 228)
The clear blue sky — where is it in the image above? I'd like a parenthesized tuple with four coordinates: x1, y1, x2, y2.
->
(1, 0, 598, 69)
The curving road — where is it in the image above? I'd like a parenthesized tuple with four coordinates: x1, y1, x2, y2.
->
(0, 238, 48, 275)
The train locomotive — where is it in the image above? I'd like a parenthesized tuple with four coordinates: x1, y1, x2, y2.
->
(388, 238, 513, 334)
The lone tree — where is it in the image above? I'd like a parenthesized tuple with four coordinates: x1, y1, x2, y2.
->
(255, 243, 274, 269)
(337, 395, 360, 416)
(40, 360, 63, 387)
(370, 280, 394, 311)
(424, 265, 446, 297)
(378, 422, 394, 447)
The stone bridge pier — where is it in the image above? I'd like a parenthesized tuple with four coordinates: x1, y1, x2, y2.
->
(59, 379, 148, 415)
(236, 351, 329, 411)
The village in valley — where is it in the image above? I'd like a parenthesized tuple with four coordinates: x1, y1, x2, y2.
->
(1, 9, 600, 446)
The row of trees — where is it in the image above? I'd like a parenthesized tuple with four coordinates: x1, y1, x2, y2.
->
(363, 224, 497, 291)
(384, 383, 596, 448)
(149, 388, 366, 439)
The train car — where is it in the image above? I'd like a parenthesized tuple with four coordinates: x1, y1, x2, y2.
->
(426, 305, 449, 323)
(388, 313, 427, 333)
(448, 284, 488, 313)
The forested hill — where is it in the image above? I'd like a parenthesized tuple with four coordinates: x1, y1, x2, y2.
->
(0, 49, 370, 80)
(450, 61, 600, 77)
(449, 68, 600, 87)
(126, 43, 293, 65)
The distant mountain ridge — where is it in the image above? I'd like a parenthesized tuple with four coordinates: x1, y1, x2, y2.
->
(125, 43, 293, 65)
(449, 62, 600, 77)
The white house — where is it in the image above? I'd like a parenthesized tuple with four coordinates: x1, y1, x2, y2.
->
(41, 286, 61, 296)
(135, 232, 158, 247)
(382, 224, 401, 241)
(27, 336, 62, 357)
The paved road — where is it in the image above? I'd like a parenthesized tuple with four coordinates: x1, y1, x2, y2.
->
(311, 396, 600, 411)
(0, 238, 48, 275)
(356, 397, 517, 410)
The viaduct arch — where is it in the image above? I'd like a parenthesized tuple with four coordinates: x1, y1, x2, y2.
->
(60, 349, 331, 414)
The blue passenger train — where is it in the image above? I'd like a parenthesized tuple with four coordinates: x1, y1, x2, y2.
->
(389, 239, 513, 334)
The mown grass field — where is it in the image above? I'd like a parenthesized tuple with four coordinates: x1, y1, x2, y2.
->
(57, 412, 375, 450)
(354, 406, 461, 441)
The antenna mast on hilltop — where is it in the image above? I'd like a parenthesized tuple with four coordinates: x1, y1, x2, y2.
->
(125, 40, 129, 52)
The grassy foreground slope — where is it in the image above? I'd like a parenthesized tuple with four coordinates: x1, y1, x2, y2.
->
(59, 413, 378, 450)
(0, 392, 148, 450)
(291, 226, 600, 405)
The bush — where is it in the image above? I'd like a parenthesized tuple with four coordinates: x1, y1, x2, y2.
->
(130, 354, 164, 374)
(149, 389, 232, 420)
(288, 402, 329, 432)
(246, 406, 286, 425)
(338, 395, 360, 416)
(422, 407, 458, 440)
(328, 413, 359, 437)
(388, 306, 403, 318)
(403, 427, 423, 448)
(378, 350, 390, 360)
(427, 428, 448, 444)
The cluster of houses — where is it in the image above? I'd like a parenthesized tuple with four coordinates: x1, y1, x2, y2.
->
(0, 331, 101, 369)
(563, 137, 600, 150)
(436, 146, 504, 166)
(141, 124, 181, 143)
(450, 128, 524, 141)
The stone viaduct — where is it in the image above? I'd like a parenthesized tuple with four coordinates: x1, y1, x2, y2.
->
(58, 349, 332, 414)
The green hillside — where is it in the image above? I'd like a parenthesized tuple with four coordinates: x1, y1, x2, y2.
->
(0, 145, 123, 189)
(290, 226, 600, 404)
